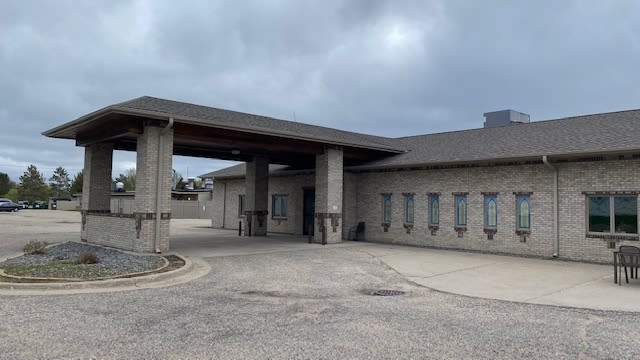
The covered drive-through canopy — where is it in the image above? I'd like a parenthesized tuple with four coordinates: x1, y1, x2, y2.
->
(43, 96, 404, 253)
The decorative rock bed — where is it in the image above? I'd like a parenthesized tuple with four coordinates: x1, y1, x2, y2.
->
(0, 242, 168, 281)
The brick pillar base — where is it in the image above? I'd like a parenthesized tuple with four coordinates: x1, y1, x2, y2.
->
(314, 148, 343, 244)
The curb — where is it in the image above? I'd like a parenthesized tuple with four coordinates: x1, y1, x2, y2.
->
(0, 254, 209, 295)
(0, 256, 171, 282)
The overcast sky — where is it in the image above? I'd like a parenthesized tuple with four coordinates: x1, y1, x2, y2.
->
(1, 0, 639, 182)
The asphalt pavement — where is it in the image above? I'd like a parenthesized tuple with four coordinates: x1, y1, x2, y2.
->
(1, 212, 639, 359)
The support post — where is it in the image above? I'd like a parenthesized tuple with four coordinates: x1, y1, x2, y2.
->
(80, 143, 113, 242)
(314, 148, 343, 244)
(244, 156, 269, 236)
(133, 123, 174, 252)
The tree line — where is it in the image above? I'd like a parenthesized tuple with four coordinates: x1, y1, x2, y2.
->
(0, 165, 200, 202)
(0, 165, 83, 203)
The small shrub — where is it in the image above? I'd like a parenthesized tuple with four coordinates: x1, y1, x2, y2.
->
(23, 240, 48, 255)
(79, 253, 99, 264)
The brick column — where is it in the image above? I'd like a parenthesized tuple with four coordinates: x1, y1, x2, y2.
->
(314, 148, 343, 244)
(244, 156, 269, 236)
(133, 124, 174, 252)
(80, 143, 113, 241)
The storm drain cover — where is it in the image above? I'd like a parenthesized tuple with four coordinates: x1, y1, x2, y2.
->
(373, 289, 405, 296)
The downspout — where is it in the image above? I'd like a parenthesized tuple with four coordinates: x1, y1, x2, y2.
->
(222, 181, 227, 228)
(155, 117, 174, 253)
(542, 155, 559, 258)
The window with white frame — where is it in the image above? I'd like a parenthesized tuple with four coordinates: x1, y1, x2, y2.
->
(587, 195, 637, 234)
(272, 194, 288, 218)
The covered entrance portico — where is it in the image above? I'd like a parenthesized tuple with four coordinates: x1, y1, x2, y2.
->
(43, 96, 402, 252)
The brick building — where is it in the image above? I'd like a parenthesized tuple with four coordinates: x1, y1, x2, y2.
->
(204, 109, 640, 264)
(45, 97, 640, 263)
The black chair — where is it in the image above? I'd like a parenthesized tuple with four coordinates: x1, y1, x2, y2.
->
(348, 222, 365, 241)
(618, 246, 640, 285)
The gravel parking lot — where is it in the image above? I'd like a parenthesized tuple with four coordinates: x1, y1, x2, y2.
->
(1, 211, 639, 359)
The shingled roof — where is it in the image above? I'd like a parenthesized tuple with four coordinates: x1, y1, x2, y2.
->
(354, 109, 640, 169)
(116, 97, 401, 152)
(207, 108, 640, 178)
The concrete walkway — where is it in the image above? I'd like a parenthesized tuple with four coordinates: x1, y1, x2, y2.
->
(169, 222, 640, 312)
(358, 244, 640, 312)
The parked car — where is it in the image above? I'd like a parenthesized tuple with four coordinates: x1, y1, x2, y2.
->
(0, 201, 21, 212)
(32, 201, 48, 209)
(0, 198, 11, 203)
(17, 200, 30, 209)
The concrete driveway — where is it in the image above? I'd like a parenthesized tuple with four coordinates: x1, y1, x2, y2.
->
(169, 220, 640, 312)
(358, 245, 640, 312)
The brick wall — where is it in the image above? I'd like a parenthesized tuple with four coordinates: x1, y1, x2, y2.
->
(210, 159, 640, 263)
(558, 159, 640, 263)
(85, 214, 137, 250)
(356, 164, 555, 258)
(212, 174, 315, 235)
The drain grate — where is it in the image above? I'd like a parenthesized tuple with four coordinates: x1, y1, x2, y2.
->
(373, 289, 405, 296)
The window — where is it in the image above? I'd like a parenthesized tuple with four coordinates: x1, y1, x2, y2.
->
(484, 194, 498, 229)
(429, 194, 440, 226)
(404, 194, 415, 224)
(382, 194, 392, 223)
(455, 194, 467, 227)
(516, 195, 531, 231)
(238, 194, 246, 217)
(272, 195, 288, 218)
(588, 195, 637, 234)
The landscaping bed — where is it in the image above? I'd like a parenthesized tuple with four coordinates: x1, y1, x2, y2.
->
(0, 242, 169, 282)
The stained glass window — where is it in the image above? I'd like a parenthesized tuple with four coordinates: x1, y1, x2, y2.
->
(429, 194, 439, 225)
(404, 194, 414, 224)
(382, 194, 392, 223)
(455, 195, 467, 227)
(516, 195, 531, 231)
(484, 195, 497, 229)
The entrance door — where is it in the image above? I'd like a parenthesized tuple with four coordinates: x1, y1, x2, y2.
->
(303, 188, 315, 236)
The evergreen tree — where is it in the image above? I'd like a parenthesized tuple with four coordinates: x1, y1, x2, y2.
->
(69, 170, 83, 194)
(17, 165, 48, 202)
(48, 166, 71, 198)
(0, 172, 13, 195)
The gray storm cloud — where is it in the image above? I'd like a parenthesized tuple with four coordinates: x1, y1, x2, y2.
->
(1, 0, 639, 181)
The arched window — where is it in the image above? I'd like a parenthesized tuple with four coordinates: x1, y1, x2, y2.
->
(404, 194, 415, 224)
(429, 194, 439, 225)
(484, 194, 498, 229)
(516, 195, 531, 230)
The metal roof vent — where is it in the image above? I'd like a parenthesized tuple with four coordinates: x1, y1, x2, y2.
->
(483, 110, 530, 128)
